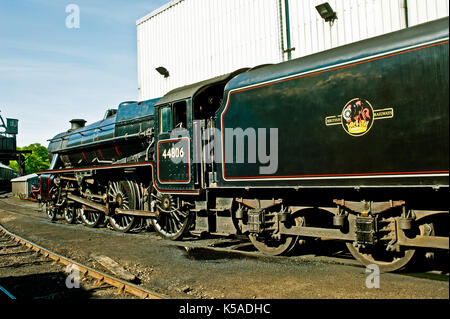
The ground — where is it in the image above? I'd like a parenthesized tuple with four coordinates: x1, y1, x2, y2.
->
(0, 194, 448, 299)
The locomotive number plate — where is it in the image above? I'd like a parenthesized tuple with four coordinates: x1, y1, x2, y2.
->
(157, 137, 190, 184)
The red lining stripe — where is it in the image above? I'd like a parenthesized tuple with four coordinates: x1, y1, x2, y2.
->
(36, 162, 200, 194)
(114, 146, 121, 158)
(225, 170, 449, 180)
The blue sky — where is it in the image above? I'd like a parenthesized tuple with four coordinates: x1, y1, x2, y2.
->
(0, 0, 167, 147)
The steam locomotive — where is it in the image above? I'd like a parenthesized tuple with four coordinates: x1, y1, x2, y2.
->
(38, 18, 449, 272)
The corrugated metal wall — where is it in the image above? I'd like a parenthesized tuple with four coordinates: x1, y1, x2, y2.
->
(287, 0, 449, 60)
(137, 0, 449, 100)
(287, 0, 406, 60)
(137, 0, 282, 100)
(407, 0, 449, 26)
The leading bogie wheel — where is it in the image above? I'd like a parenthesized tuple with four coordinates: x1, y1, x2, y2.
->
(46, 203, 57, 221)
(64, 205, 77, 224)
(79, 188, 104, 228)
(79, 207, 103, 228)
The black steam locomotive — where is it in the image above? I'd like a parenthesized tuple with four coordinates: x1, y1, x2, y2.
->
(38, 18, 449, 272)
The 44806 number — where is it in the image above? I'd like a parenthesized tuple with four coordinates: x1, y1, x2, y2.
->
(162, 146, 185, 159)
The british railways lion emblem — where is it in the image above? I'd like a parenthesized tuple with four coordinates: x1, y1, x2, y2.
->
(325, 98, 394, 137)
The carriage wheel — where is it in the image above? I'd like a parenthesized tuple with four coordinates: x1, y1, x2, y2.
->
(107, 180, 137, 233)
(345, 242, 416, 273)
(249, 234, 299, 256)
(346, 218, 434, 272)
(247, 208, 310, 256)
(150, 193, 193, 240)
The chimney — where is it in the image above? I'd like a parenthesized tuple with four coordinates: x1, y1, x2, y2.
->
(69, 119, 86, 131)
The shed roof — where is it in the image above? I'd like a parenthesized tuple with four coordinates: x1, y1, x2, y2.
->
(0, 163, 13, 170)
(136, 0, 184, 26)
(11, 173, 38, 182)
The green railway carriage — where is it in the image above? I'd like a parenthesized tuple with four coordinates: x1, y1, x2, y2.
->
(39, 18, 449, 272)
(0, 163, 15, 191)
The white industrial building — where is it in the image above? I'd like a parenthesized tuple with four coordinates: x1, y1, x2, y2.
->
(136, 0, 449, 101)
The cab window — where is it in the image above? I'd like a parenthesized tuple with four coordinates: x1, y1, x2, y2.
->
(159, 106, 171, 133)
(173, 101, 187, 129)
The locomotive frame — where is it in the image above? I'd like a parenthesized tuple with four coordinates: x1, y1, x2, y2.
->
(38, 18, 449, 272)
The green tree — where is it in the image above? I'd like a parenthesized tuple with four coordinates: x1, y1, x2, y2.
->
(9, 143, 50, 174)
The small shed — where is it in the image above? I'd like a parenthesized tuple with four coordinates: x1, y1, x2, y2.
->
(11, 173, 40, 199)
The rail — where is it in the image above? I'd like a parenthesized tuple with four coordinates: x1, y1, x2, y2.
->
(0, 223, 168, 299)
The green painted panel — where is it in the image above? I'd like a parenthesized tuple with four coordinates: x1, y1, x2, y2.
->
(219, 40, 449, 187)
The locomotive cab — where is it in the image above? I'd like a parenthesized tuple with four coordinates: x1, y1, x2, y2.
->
(153, 68, 249, 192)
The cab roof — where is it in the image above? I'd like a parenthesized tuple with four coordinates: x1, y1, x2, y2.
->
(154, 68, 248, 107)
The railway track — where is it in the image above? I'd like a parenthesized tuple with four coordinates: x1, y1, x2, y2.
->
(3, 196, 449, 278)
(0, 223, 167, 300)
